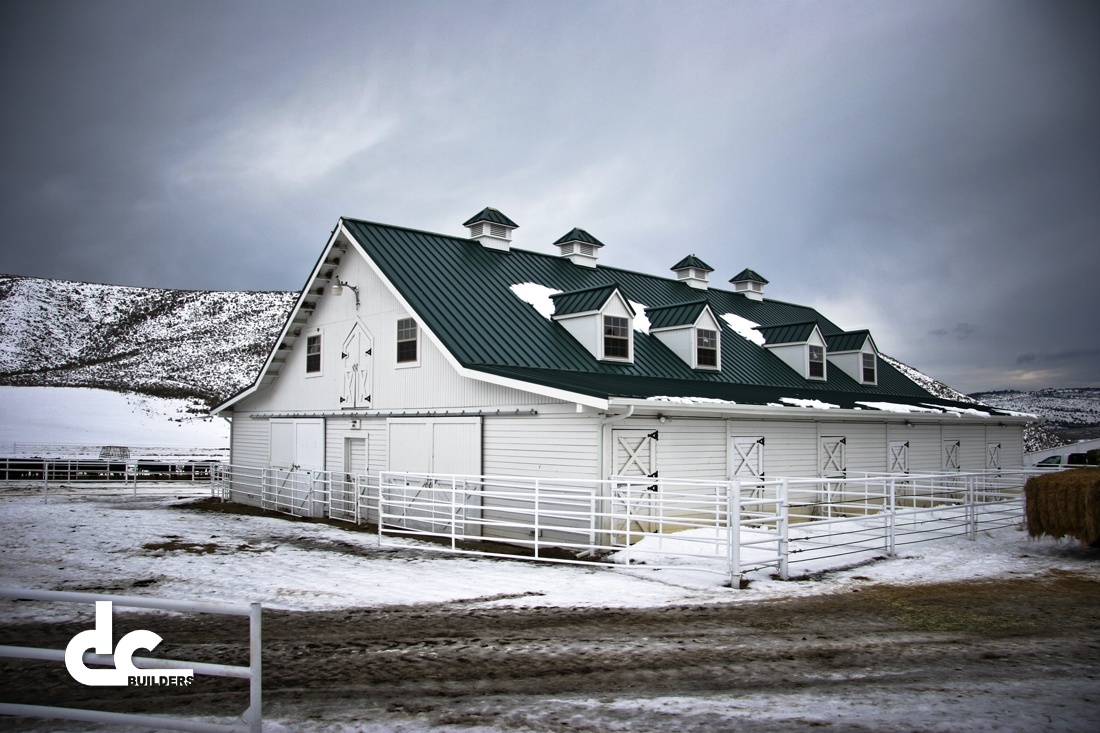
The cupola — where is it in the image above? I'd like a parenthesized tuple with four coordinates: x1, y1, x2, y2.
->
(730, 268, 768, 301)
(463, 207, 518, 251)
(670, 255, 714, 290)
(553, 228, 604, 268)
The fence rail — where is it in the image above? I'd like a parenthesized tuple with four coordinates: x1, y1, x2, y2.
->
(0, 587, 261, 733)
(211, 463, 1043, 584)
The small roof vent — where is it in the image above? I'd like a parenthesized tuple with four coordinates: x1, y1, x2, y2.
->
(730, 268, 768, 301)
(464, 207, 518, 252)
(671, 255, 714, 290)
(554, 227, 604, 268)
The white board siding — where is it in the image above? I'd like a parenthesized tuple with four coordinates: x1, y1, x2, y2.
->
(483, 413, 600, 479)
(480, 413, 600, 544)
(229, 412, 269, 468)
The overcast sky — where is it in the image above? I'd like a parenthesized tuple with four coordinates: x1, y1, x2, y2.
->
(1, 0, 1097, 393)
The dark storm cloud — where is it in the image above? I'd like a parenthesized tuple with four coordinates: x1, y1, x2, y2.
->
(1, 0, 1097, 391)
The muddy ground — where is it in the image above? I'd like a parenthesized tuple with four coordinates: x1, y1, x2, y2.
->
(2, 572, 1099, 731)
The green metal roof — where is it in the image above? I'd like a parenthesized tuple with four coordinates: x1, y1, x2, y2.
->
(338, 217, 980, 409)
(670, 255, 714, 272)
(756, 321, 819, 345)
(731, 268, 768, 284)
(463, 207, 518, 228)
(553, 227, 605, 247)
(550, 284, 628, 317)
(646, 301, 709, 330)
(826, 330, 872, 352)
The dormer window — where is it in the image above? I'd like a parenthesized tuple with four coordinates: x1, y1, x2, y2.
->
(604, 316, 630, 359)
(646, 301, 722, 371)
(550, 284, 634, 363)
(697, 329, 718, 367)
(824, 330, 879, 385)
(809, 345, 825, 378)
(755, 321, 828, 381)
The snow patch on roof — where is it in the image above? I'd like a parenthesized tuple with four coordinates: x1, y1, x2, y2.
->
(856, 401, 945, 414)
(780, 397, 840, 410)
(508, 283, 650, 333)
(628, 301, 651, 334)
(647, 395, 738, 406)
(720, 313, 766, 345)
(925, 404, 993, 418)
(509, 282, 561, 319)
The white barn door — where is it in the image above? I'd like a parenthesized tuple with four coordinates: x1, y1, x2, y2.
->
(611, 429, 660, 540)
(268, 419, 325, 516)
(986, 442, 1001, 470)
(889, 440, 910, 474)
(386, 418, 482, 536)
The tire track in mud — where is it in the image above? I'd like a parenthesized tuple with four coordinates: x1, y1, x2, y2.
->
(1, 573, 1098, 730)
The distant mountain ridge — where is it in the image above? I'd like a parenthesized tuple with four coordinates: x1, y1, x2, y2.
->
(969, 388, 1100, 443)
(0, 274, 296, 406)
(0, 274, 1091, 454)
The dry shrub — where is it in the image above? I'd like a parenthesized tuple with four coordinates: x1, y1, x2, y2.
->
(1025, 468, 1100, 547)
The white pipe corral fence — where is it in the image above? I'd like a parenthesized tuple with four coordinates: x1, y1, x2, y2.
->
(0, 588, 261, 733)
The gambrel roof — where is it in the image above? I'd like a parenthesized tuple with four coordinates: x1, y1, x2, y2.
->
(216, 214, 1018, 417)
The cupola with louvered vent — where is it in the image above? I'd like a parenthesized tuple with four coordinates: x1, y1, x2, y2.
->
(730, 268, 768, 301)
(670, 255, 714, 290)
(463, 207, 518, 251)
(553, 228, 604, 268)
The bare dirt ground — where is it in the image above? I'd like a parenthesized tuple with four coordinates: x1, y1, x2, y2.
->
(2, 571, 1099, 731)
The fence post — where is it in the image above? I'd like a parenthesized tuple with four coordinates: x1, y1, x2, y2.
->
(887, 476, 896, 556)
(247, 601, 262, 733)
(778, 478, 790, 581)
(967, 475, 977, 540)
(534, 478, 541, 559)
(728, 480, 740, 588)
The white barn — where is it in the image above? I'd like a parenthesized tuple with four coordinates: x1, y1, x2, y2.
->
(213, 208, 1030, 540)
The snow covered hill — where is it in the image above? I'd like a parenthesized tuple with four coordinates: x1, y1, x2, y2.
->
(970, 388, 1100, 443)
(0, 274, 296, 406)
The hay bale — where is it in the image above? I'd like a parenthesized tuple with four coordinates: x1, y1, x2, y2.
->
(1025, 468, 1100, 547)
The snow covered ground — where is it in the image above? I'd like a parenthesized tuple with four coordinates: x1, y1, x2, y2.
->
(2, 486, 1096, 624)
(0, 386, 227, 452)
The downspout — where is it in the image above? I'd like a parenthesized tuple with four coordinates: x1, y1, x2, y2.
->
(598, 405, 635, 481)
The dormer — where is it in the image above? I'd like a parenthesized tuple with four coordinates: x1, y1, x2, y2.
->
(755, 321, 827, 381)
(464, 207, 518, 251)
(670, 255, 714, 290)
(646, 301, 722, 370)
(550, 284, 634, 362)
(554, 228, 604, 268)
(825, 330, 879, 385)
(730, 268, 768, 301)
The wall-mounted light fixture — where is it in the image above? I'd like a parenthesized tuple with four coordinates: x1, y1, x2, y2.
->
(904, 420, 914, 428)
(332, 279, 360, 309)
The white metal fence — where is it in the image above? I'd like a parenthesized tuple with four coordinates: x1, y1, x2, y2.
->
(0, 587, 261, 733)
(213, 464, 1038, 583)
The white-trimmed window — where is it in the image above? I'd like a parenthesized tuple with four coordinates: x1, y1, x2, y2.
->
(305, 334, 322, 374)
(697, 328, 718, 368)
(862, 353, 876, 383)
(809, 345, 825, 379)
(603, 315, 630, 360)
(396, 318, 418, 364)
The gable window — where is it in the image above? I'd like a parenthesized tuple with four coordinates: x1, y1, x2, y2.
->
(305, 335, 321, 373)
(697, 329, 718, 368)
(808, 345, 825, 378)
(604, 315, 630, 359)
(396, 318, 418, 363)
(862, 353, 876, 383)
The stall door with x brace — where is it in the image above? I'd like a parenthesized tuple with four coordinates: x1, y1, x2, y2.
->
(611, 429, 660, 540)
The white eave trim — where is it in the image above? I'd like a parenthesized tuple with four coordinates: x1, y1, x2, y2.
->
(607, 397, 1034, 424)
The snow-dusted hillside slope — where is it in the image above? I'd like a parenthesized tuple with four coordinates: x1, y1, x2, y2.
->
(969, 388, 1100, 428)
(0, 275, 296, 406)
